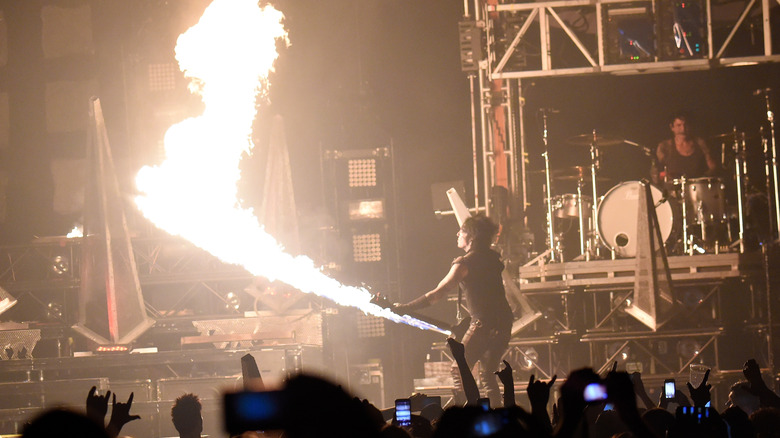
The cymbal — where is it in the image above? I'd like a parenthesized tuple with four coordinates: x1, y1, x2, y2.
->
(710, 131, 755, 142)
(554, 174, 611, 182)
(552, 166, 590, 178)
(550, 166, 610, 182)
(567, 133, 625, 147)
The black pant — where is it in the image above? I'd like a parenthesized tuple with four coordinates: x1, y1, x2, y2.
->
(451, 319, 511, 406)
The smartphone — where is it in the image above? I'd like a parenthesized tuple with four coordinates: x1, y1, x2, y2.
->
(223, 390, 287, 435)
(583, 382, 608, 402)
(478, 397, 490, 411)
(664, 378, 676, 399)
(676, 406, 714, 424)
(395, 398, 412, 427)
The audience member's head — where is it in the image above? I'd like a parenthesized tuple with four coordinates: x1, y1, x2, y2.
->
(381, 424, 412, 438)
(171, 393, 203, 438)
(23, 408, 109, 438)
(751, 407, 780, 438)
(594, 409, 629, 438)
(355, 397, 386, 430)
(409, 414, 433, 438)
(730, 380, 762, 415)
(642, 407, 674, 438)
(722, 405, 756, 438)
(283, 373, 382, 438)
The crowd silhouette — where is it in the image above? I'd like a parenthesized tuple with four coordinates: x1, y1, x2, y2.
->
(16, 338, 780, 438)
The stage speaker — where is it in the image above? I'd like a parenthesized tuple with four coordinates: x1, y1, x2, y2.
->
(459, 20, 482, 72)
(349, 362, 385, 408)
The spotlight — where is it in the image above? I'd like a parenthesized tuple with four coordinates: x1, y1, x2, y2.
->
(612, 294, 631, 316)
(0, 286, 17, 316)
(607, 342, 631, 363)
(520, 348, 539, 371)
(45, 302, 63, 321)
(680, 287, 705, 310)
(224, 292, 241, 312)
(677, 340, 702, 359)
(51, 255, 70, 276)
(95, 345, 129, 353)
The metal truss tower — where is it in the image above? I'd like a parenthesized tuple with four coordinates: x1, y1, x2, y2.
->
(461, 0, 780, 221)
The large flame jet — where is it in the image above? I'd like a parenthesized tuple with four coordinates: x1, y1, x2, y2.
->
(134, 0, 450, 336)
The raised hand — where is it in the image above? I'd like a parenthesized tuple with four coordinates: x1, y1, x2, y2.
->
(106, 393, 141, 438)
(447, 337, 478, 405)
(494, 360, 513, 387)
(86, 386, 111, 425)
(528, 374, 556, 434)
(743, 359, 765, 388)
(494, 360, 515, 407)
(743, 358, 780, 408)
(630, 372, 656, 410)
(527, 374, 557, 408)
(686, 368, 712, 407)
(447, 337, 466, 360)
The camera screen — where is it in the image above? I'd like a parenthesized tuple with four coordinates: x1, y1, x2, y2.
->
(223, 391, 286, 434)
(395, 399, 411, 427)
(583, 383, 608, 402)
(665, 380, 676, 399)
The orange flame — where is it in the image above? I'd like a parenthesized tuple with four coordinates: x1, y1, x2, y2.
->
(134, 0, 450, 336)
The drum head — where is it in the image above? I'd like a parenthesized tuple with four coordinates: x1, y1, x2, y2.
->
(597, 181, 674, 258)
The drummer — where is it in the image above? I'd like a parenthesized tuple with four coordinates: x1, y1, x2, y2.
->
(652, 112, 718, 185)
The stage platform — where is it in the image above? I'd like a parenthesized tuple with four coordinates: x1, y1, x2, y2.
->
(518, 252, 764, 293)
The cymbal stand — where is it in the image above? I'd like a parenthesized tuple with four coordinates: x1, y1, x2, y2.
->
(763, 127, 775, 240)
(588, 130, 601, 259)
(759, 90, 780, 241)
(577, 176, 587, 259)
(732, 128, 746, 253)
(541, 111, 557, 262)
(678, 176, 689, 255)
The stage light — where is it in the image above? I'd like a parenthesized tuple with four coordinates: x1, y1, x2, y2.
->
(348, 199, 385, 221)
(147, 62, 177, 92)
(680, 287, 705, 310)
(51, 255, 69, 276)
(520, 348, 539, 371)
(348, 158, 377, 187)
(46, 302, 63, 321)
(0, 286, 17, 317)
(352, 233, 382, 262)
(66, 225, 82, 238)
(96, 345, 129, 353)
(677, 340, 702, 359)
(224, 292, 241, 312)
(357, 313, 386, 338)
(608, 341, 631, 363)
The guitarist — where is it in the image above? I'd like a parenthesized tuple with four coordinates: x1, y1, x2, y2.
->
(393, 214, 513, 406)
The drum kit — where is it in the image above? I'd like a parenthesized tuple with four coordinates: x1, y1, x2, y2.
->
(538, 125, 774, 263)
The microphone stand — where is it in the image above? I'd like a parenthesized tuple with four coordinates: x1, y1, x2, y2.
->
(589, 130, 601, 259)
(541, 110, 557, 262)
(760, 90, 780, 241)
(732, 128, 746, 253)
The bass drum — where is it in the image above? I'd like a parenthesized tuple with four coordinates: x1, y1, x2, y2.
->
(597, 181, 674, 258)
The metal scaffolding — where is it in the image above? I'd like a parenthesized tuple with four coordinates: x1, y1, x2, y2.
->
(462, 0, 780, 219)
